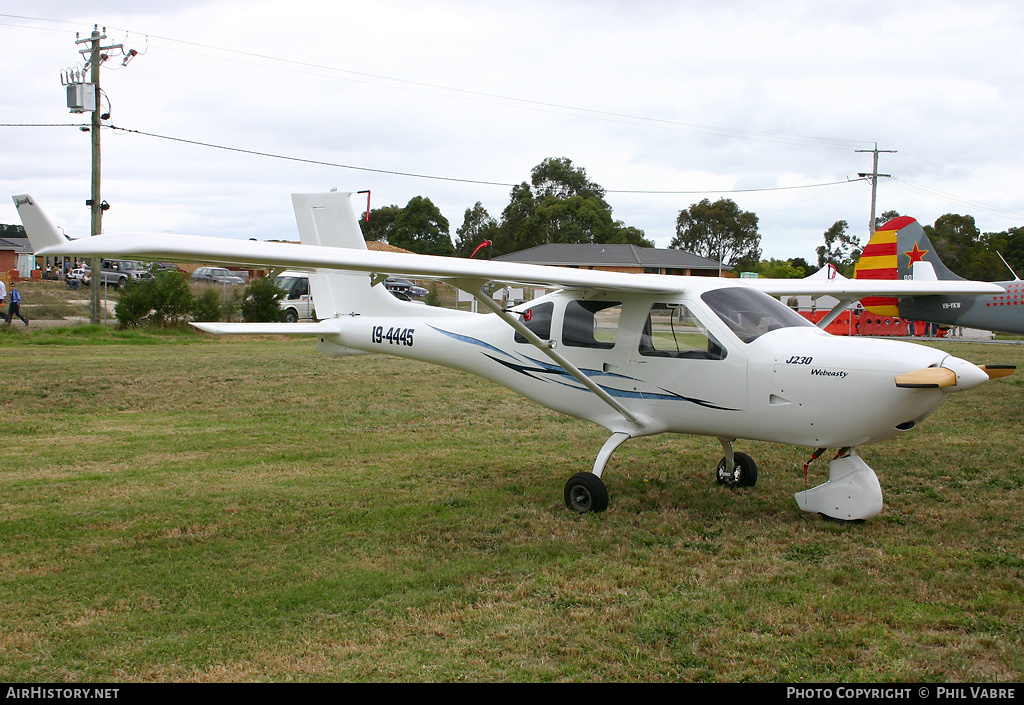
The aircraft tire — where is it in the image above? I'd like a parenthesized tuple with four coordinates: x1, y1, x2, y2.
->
(717, 452, 758, 488)
(564, 472, 609, 513)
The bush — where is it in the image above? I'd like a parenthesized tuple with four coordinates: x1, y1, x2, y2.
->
(114, 278, 154, 328)
(191, 288, 223, 323)
(241, 277, 285, 322)
(114, 269, 196, 329)
(148, 271, 194, 327)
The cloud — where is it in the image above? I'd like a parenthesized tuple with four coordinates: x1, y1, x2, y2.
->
(3, 0, 1023, 262)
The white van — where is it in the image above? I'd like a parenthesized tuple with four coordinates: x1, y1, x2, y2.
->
(275, 272, 315, 322)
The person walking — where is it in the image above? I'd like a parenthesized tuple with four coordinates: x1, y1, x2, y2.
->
(5, 283, 28, 326)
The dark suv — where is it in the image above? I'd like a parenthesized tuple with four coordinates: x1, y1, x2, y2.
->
(88, 259, 151, 288)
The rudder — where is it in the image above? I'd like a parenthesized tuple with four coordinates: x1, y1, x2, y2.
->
(290, 191, 403, 319)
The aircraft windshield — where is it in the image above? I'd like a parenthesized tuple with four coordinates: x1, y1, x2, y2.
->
(701, 287, 814, 343)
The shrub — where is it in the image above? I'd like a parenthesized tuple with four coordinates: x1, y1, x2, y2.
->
(191, 288, 223, 322)
(114, 278, 154, 328)
(241, 277, 285, 322)
(148, 271, 194, 327)
(114, 269, 196, 329)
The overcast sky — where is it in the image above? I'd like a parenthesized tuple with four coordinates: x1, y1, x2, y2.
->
(3, 1, 1023, 263)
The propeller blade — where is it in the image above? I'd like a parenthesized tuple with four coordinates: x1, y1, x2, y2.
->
(979, 364, 1016, 380)
(895, 367, 957, 388)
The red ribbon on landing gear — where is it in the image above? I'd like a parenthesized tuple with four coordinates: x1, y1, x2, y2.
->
(803, 447, 852, 487)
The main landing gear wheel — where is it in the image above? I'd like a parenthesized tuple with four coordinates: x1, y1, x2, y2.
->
(716, 451, 758, 488)
(564, 472, 609, 513)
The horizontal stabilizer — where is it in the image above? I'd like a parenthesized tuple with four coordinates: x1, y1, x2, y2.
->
(192, 321, 341, 336)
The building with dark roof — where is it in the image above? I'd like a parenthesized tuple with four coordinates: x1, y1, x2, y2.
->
(493, 243, 732, 277)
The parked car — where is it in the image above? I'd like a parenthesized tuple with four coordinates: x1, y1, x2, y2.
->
(274, 271, 315, 322)
(390, 290, 426, 305)
(69, 259, 150, 289)
(385, 277, 428, 297)
(155, 262, 186, 274)
(191, 267, 246, 285)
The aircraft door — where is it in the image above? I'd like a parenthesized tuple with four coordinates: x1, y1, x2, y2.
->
(629, 302, 748, 416)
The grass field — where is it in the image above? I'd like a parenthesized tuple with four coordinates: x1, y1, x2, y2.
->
(0, 326, 1022, 682)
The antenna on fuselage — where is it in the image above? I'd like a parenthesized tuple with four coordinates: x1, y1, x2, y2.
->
(997, 252, 1021, 281)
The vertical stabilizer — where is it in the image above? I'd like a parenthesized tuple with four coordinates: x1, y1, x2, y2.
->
(290, 192, 402, 318)
(11, 195, 69, 253)
(893, 219, 964, 282)
(854, 216, 964, 316)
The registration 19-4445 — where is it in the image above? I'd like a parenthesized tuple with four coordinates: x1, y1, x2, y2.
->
(372, 325, 415, 347)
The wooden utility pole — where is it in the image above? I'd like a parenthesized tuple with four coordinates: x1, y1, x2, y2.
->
(856, 144, 896, 237)
(74, 26, 121, 324)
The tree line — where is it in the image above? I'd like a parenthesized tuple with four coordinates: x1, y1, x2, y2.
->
(362, 156, 1024, 283)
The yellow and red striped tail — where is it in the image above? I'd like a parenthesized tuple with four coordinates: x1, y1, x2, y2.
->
(853, 216, 917, 316)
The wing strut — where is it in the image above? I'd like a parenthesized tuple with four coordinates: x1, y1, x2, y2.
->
(816, 298, 856, 329)
(461, 281, 641, 425)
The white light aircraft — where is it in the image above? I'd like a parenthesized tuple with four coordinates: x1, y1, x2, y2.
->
(13, 192, 1016, 522)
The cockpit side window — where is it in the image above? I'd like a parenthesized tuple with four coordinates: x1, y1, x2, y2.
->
(514, 302, 554, 343)
(639, 303, 727, 360)
(701, 287, 815, 343)
(562, 301, 622, 349)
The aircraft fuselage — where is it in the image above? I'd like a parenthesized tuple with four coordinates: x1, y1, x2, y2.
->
(316, 285, 971, 450)
(898, 281, 1024, 335)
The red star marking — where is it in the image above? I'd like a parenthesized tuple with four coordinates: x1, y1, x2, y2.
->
(904, 242, 930, 264)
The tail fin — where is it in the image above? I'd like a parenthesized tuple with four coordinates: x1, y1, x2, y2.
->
(853, 216, 963, 315)
(11, 195, 69, 254)
(290, 192, 403, 318)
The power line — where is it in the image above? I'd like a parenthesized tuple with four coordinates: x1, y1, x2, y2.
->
(887, 177, 1024, 222)
(105, 124, 868, 195)
(0, 13, 874, 153)
(606, 179, 867, 195)
(107, 124, 517, 187)
(5, 122, 1017, 210)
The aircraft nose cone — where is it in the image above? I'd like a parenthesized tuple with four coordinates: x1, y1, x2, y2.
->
(941, 355, 990, 392)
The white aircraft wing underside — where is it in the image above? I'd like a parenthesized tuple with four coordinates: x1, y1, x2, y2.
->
(15, 192, 1002, 299)
(28, 229, 1002, 299)
(32, 230, 690, 295)
(743, 277, 1003, 298)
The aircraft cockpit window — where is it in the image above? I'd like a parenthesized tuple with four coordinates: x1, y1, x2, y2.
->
(562, 301, 622, 349)
(701, 287, 814, 343)
(514, 302, 554, 343)
(639, 303, 726, 360)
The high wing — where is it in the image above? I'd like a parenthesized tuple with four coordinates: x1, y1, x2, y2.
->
(741, 277, 1003, 298)
(13, 193, 1003, 299)
(15, 194, 681, 295)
